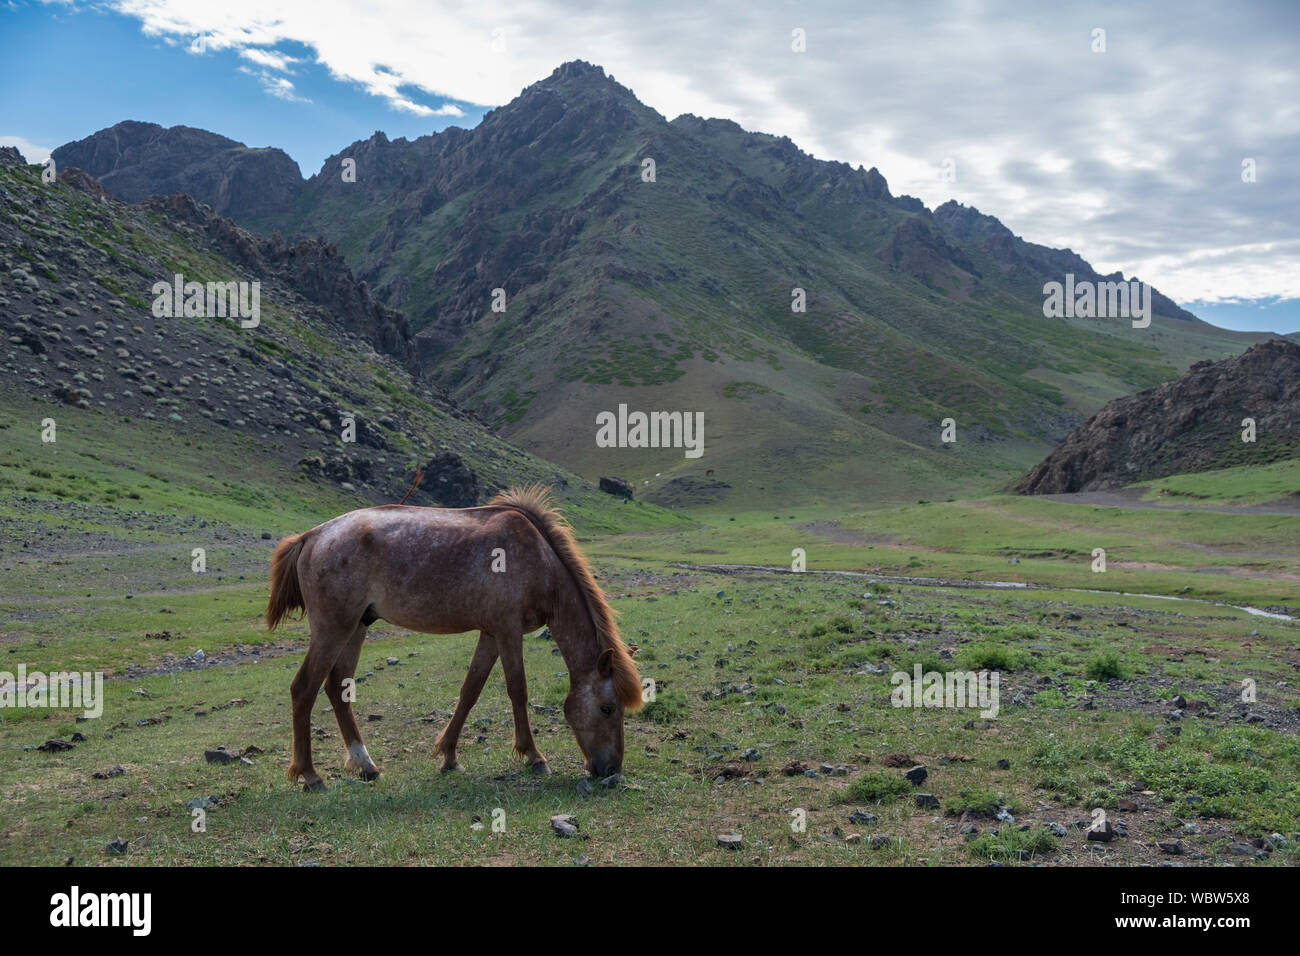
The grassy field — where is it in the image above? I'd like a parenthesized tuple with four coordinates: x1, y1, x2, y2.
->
(2, 411, 1298, 866)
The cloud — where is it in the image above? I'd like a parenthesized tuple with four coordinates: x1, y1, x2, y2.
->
(88, 0, 1298, 304)
(239, 46, 299, 72)
(235, 64, 311, 103)
(0, 135, 53, 164)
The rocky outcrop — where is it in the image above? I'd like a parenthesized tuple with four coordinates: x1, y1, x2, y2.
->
(417, 452, 484, 507)
(140, 193, 413, 363)
(1017, 340, 1300, 493)
(599, 476, 634, 499)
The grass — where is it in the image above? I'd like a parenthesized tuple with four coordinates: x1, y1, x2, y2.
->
(1134, 459, 1300, 506)
(3, 488, 1298, 865)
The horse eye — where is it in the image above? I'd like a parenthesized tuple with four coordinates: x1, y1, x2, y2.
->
(600, 705, 613, 716)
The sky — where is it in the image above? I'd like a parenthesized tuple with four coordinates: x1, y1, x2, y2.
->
(2, 0, 1297, 333)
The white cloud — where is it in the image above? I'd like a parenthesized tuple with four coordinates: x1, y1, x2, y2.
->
(0, 135, 53, 165)
(90, 0, 1298, 304)
(239, 46, 299, 72)
(236, 64, 311, 103)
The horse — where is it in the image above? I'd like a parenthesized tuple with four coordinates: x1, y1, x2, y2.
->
(265, 484, 643, 790)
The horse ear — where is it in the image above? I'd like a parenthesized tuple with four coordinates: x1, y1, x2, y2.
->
(626, 643, 639, 656)
(597, 647, 614, 676)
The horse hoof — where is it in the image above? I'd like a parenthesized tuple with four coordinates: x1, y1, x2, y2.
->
(440, 762, 463, 774)
(528, 760, 551, 776)
(302, 779, 326, 793)
(360, 768, 380, 782)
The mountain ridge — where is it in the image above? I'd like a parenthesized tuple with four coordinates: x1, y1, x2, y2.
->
(46, 60, 1285, 507)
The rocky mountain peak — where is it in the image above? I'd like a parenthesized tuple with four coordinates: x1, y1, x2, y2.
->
(51, 121, 303, 221)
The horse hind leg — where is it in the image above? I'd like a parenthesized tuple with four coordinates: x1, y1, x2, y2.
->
(288, 632, 347, 791)
(327, 623, 379, 781)
(434, 632, 498, 772)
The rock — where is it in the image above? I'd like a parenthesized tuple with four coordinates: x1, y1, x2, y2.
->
(882, 752, 915, 767)
(386, 657, 399, 665)
(716, 832, 743, 850)
(106, 838, 129, 855)
(869, 835, 892, 849)
(848, 811, 877, 826)
(204, 748, 240, 764)
(742, 748, 762, 761)
(1086, 814, 1116, 842)
(1157, 840, 1184, 855)
(905, 765, 927, 785)
(576, 779, 594, 797)
(599, 476, 634, 500)
(418, 452, 483, 507)
(781, 760, 811, 776)
(550, 814, 582, 838)
(914, 793, 940, 809)
(1048, 822, 1068, 838)
(92, 765, 126, 779)
(996, 759, 1011, 770)
(186, 795, 217, 811)
(192, 649, 205, 662)
(599, 773, 621, 789)
(1227, 842, 1256, 856)
(38, 739, 74, 752)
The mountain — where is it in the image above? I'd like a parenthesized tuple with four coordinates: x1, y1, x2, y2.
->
(1016, 339, 1300, 494)
(0, 146, 682, 531)
(51, 62, 1280, 508)
(51, 121, 303, 222)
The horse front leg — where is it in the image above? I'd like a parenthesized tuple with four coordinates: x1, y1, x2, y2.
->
(496, 626, 549, 774)
(433, 632, 498, 772)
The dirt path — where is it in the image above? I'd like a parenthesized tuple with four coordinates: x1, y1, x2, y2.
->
(671, 562, 1298, 620)
(1037, 487, 1300, 516)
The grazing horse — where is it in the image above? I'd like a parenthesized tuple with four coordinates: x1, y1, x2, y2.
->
(265, 485, 642, 789)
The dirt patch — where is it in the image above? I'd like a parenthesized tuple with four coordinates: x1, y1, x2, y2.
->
(793, 521, 900, 546)
(1040, 487, 1300, 516)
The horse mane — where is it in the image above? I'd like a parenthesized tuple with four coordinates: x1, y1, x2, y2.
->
(489, 484, 643, 711)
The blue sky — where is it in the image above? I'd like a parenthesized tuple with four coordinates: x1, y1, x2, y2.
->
(2, 0, 1297, 334)
(0, 3, 486, 178)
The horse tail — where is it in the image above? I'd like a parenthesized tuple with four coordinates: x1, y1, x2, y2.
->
(266, 533, 307, 631)
(489, 484, 643, 711)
